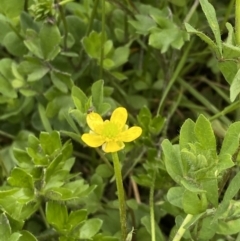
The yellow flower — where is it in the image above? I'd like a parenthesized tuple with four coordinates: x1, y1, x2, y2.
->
(81, 107, 142, 153)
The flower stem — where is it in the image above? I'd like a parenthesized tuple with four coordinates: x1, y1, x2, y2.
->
(172, 214, 193, 241)
(236, 0, 240, 45)
(150, 171, 156, 241)
(112, 152, 127, 241)
(100, 0, 105, 79)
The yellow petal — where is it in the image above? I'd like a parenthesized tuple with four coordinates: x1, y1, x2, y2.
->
(86, 112, 103, 134)
(81, 133, 104, 147)
(102, 141, 124, 153)
(110, 107, 127, 130)
(118, 126, 142, 142)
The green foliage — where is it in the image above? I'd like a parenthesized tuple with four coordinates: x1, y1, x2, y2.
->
(163, 115, 240, 238)
(0, 0, 240, 240)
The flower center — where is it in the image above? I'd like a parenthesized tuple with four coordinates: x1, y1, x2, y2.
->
(101, 121, 119, 139)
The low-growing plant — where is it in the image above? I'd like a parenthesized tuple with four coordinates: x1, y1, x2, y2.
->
(1, 0, 240, 241)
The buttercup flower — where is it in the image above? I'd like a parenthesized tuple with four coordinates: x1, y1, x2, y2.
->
(81, 107, 142, 153)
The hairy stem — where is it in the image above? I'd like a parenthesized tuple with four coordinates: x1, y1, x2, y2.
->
(150, 171, 156, 241)
(112, 152, 127, 241)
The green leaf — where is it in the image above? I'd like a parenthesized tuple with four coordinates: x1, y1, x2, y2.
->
(161, 140, 185, 183)
(9, 232, 22, 241)
(127, 95, 148, 109)
(3, 32, 27, 57)
(71, 85, 88, 112)
(67, 209, 87, 230)
(198, 216, 217, 239)
(167, 187, 184, 209)
(217, 153, 234, 172)
(179, 119, 196, 149)
(220, 122, 240, 156)
(202, 179, 218, 207)
(185, 23, 219, 56)
(218, 60, 238, 84)
(182, 191, 207, 214)
(39, 23, 61, 60)
(79, 219, 102, 239)
(18, 231, 37, 241)
(223, 172, 240, 202)
(38, 104, 53, 132)
(91, 79, 104, 110)
(199, 0, 222, 56)
(149, 28, 185, 53)
(223, 43, 240, 58)
(19, 59, 49, 82)
(8, 167, 34, 189)
(24, 29, 43, 58)
(129, 15, 156, 35)
(149, 115, 165, 134)
(96, 164, 113, 178)
(230, 69, 240, 102)
(46, 201, 68, 230)
(225, 22, 234, 44)
(213, 172, 240, 223)
(0, 213, 11, 240)
(82, 31, 102, 58)
(70, 109, 87, 128)
(0, 59, 17, 98)
(194, 114, 216, 150)
(111, 46, 130, 68)
(51, 71, 69, 93)
(39, 131, 62, 155)
(180, 178, 206, 193)
(13, 148, 33, 168)
(217, 218, 240, 235)
(98, 102, 111, 115)
(1, 0, 24, 20)
(137, 106, 152, 128)
(110, 71, 127, 81)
